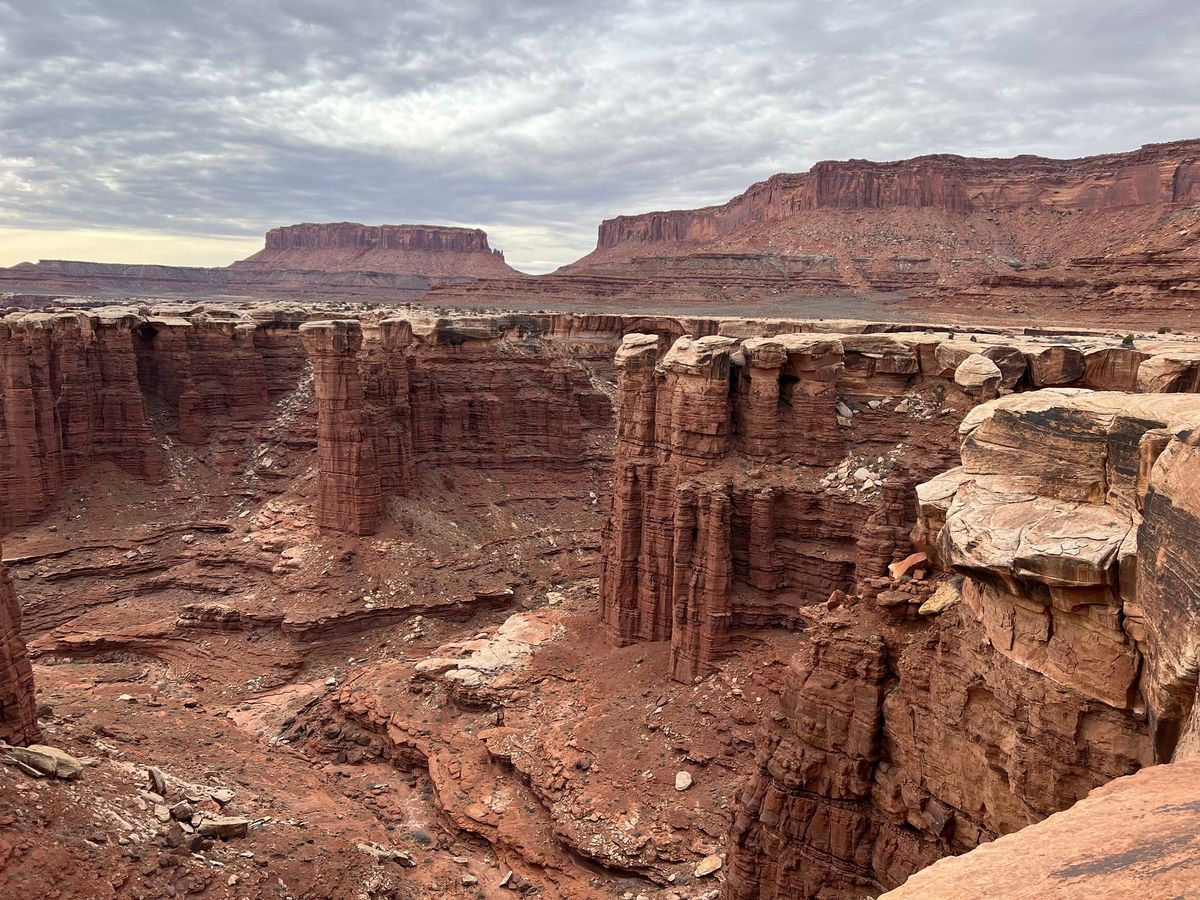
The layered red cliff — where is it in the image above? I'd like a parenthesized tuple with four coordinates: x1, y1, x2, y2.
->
(0, 311, 163, 531)
(5, 305, 1200, 896)
(596, 321, 1200, 897)
(429, 139, 1200, 316)
(717, 386, 1200, 898)
(589, 140, 1200, 252)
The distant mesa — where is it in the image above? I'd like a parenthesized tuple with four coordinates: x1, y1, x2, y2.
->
(0, 221, 523, 304)
(232, 222, 521, 278)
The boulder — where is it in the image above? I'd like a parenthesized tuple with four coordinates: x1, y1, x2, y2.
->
(954, 354, 1002, 400)
(1024, 344, 1085, 387)
(196, 815, 250, 840)
(1, 743, 84, 779)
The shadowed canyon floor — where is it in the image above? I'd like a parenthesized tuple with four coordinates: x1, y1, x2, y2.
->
(3, 304, 1200, 898)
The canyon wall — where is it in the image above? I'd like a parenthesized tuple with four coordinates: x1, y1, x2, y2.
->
(597, 322, 1200, 896)
(714, 385, 1200, 898)
(0, 311, 162, 531)
(299, 313, 632, 533)
(600, 325, 1200, 685)
(0, 544, 37, 745)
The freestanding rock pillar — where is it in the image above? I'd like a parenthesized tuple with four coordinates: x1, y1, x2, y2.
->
(299, 320, 382, 535)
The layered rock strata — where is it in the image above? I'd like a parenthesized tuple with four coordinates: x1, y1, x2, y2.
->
(297, 313, 635, 533)
(426, 141, 1200, 316)
(0, 311, 162, 530)
(601, 325, 1200, 684)
(600, 328, 963, 682)
(722, 387, 1200, 899)
(0, 544, 37, 745)
(591, 141, 1200, 253)
(299, 320, 383, 536)
(234, 223, 519, 277)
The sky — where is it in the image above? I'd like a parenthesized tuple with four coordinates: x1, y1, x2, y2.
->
(0, 0, 1196, 273)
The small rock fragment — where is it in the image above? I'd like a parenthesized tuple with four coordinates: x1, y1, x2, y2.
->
(196, 816, 250, 840)
(695, 854, 724, 877)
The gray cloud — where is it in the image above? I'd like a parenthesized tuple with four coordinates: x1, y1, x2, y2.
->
(1, 0, 1197, 271)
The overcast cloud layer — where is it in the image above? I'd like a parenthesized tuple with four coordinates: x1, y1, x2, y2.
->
(1, 0, 1197, 271)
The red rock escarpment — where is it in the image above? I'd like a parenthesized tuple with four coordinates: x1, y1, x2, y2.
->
(416, 139, 1200, 315)
(298, 312, 667, 533)
(600, 328, 974, 683)
(722, 387, 1200, 898)
(0, 311, 162, 531)
(593, 140, 1200, 252)
(233, 223, 520, 278)
(0, 305, 326, 532)
(0, 543, 37, 745)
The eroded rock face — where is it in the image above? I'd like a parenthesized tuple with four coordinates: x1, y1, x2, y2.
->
(599, 327, 1191, 685)
(0, 311, 162, 530)
(299, 320, 383, 536)
(935, 390, 1200, 707)
(722, 386, 1200, 899)
(1136, 425, 1200, 760)
(600, 329, 968, 682)
(723, 610, 1150, 899)
(0, 544, 37, 745)
(881, 757, 1200, 899)
(725, 632, 888, 898)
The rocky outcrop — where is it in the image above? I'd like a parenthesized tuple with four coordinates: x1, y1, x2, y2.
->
(600, 329, 973, 683)
(299, 320, 383, 536)
(881, 757, 1200, 899)
(0, 310, 162, 531)
(0, 544, 37, 745)
(932, 390, 1200, 708)
(234, 223, 519, 277)
(720, 387, 1200, 899)
(601, 325, 1200, 685)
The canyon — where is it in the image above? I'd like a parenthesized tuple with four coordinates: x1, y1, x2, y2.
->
(3, 297, 1200, 898)
(0, 136, 1198, 900)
